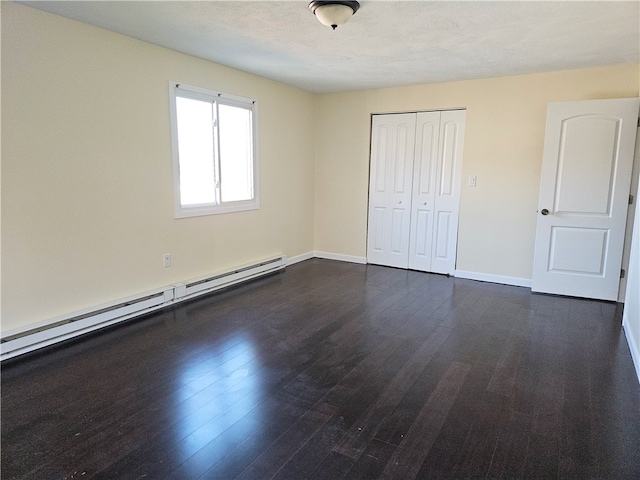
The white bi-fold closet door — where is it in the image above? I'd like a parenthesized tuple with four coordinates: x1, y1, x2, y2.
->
(367, 110, 466, 275)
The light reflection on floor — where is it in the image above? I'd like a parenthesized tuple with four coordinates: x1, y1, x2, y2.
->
(172, 333, 265, 472)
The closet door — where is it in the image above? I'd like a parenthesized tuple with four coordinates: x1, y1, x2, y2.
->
(408, 112, 440, 271)
(367, 110, 465, 274)
(367, 113, 416, 268)
(430, 110, 466, 275)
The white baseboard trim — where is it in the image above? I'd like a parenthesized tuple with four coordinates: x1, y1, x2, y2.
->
(314, 251, 367, 265)
(303, 255, 531, 288)
(622, 320, 640, 384)
(454, 270, 532, 288)
(286, 252, 315, 266)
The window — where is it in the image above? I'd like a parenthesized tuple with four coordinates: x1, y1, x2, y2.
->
(169, 82, 258, 217)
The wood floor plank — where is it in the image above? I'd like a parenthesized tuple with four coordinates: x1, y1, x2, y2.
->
(269, 412, 350, 480)
(332, 325, 452, 459)
(557, 317, 591, 479)
(378, 361, 471, 480)
(233, 402, 337, 480)
(486, 308, 532, 397)
(416, 360, 495, 478)
(451, 390, 507, 479)
(342, 438, 397, 479)
(484, 408, 532, 479)
(307, 451, 355, 480)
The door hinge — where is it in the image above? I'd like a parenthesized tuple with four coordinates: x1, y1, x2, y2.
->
(637, 117, 640, 127)
(630, 194, 634, 205)
(621, 269, 626, 279)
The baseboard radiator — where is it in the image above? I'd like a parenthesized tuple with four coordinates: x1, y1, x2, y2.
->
(1, 256, 286, 361)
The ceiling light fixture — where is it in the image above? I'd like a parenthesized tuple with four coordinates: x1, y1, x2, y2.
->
(309, 1, 360, 30)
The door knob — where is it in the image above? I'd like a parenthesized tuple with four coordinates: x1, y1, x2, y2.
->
(541, 209, 549, 215)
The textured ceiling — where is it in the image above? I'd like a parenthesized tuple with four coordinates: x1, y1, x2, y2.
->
(19, 1, 640, 93)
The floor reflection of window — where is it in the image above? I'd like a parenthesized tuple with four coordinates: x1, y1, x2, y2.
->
(173, 334, 265, 472)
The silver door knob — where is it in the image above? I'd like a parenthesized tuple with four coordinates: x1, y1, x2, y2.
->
(541, 209, 549, 215)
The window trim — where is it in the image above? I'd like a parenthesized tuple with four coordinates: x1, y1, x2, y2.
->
(169, 81, 259, 218)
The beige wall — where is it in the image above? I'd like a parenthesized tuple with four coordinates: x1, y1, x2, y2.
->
(1, 4, 315, 332)
(314, 64, 640, 281)
(3, 3, 640, 335)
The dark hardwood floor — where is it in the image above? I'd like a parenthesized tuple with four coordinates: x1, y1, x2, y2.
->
(2, 259, 639, 479)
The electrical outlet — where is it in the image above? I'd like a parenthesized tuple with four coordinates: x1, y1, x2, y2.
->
(163, 254, 171, 268)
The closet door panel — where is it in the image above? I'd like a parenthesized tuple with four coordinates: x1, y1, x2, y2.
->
(434, 211, 452, 260)
(438, 121, 459, 196)
(431, 110, 466, 275)
(409, 112, 440, 271)
(367, 113, 416, 268)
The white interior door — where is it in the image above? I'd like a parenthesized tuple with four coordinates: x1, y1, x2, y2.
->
(408, 110, 466, 274)
(532, 98, 640, 301)
(427, 110, 466, 275)
(408, 111, 440, 271)
(367, 113, 416, 268)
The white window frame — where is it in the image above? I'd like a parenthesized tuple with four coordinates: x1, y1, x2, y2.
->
(169, 81, 259, 218)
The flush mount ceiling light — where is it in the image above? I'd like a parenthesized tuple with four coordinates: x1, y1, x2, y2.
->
(309, 1, 360, 30)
